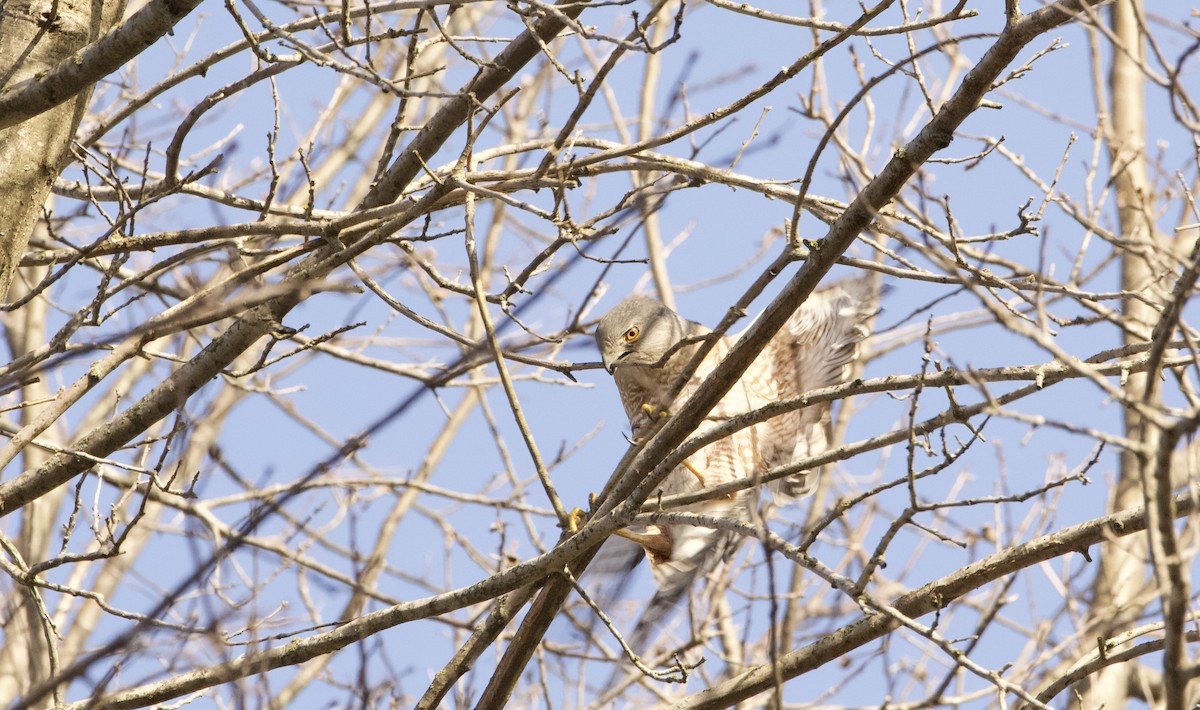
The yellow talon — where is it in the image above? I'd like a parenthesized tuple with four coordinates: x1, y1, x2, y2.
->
(641, 403, 671, 420)
(565, 507, 587, 534)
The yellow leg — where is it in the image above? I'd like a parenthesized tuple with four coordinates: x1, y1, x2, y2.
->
(681, 458, 706, 486)
(681, 459, 733, 499)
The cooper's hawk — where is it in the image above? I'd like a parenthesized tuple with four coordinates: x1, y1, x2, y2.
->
(593, 277, 877, 627)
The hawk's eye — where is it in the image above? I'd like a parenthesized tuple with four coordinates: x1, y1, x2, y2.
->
(623, 326, 640, 342)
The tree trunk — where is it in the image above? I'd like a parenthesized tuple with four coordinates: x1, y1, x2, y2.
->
(0, 0, 125, 302)
(1087, 0, 1161, 705)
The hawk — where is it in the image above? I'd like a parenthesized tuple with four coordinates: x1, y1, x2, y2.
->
(593, 277, 877, 624)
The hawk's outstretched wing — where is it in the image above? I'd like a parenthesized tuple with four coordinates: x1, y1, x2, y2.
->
(755, 276, 877, 500)
(592, 276, 879, 654)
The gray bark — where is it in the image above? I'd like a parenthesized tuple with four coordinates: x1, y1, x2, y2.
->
(0, 0, 125, 302)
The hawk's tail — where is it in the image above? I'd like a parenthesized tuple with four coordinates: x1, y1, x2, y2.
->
(623, 490, 749, 656)
(623, 524, 739, 655)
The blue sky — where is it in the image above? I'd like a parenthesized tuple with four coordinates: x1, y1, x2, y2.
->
(13, 0, 1199, 707)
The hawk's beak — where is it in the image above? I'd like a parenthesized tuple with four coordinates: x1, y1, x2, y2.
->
(601, 349, 624, 374)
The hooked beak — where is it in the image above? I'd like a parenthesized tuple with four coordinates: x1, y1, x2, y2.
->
(601, 350, 625, 374)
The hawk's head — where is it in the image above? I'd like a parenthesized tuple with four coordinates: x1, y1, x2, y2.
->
(594, 296, 688, 374)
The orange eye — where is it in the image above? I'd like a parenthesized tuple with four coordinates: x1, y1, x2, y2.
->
(623, 326, 640, 342)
